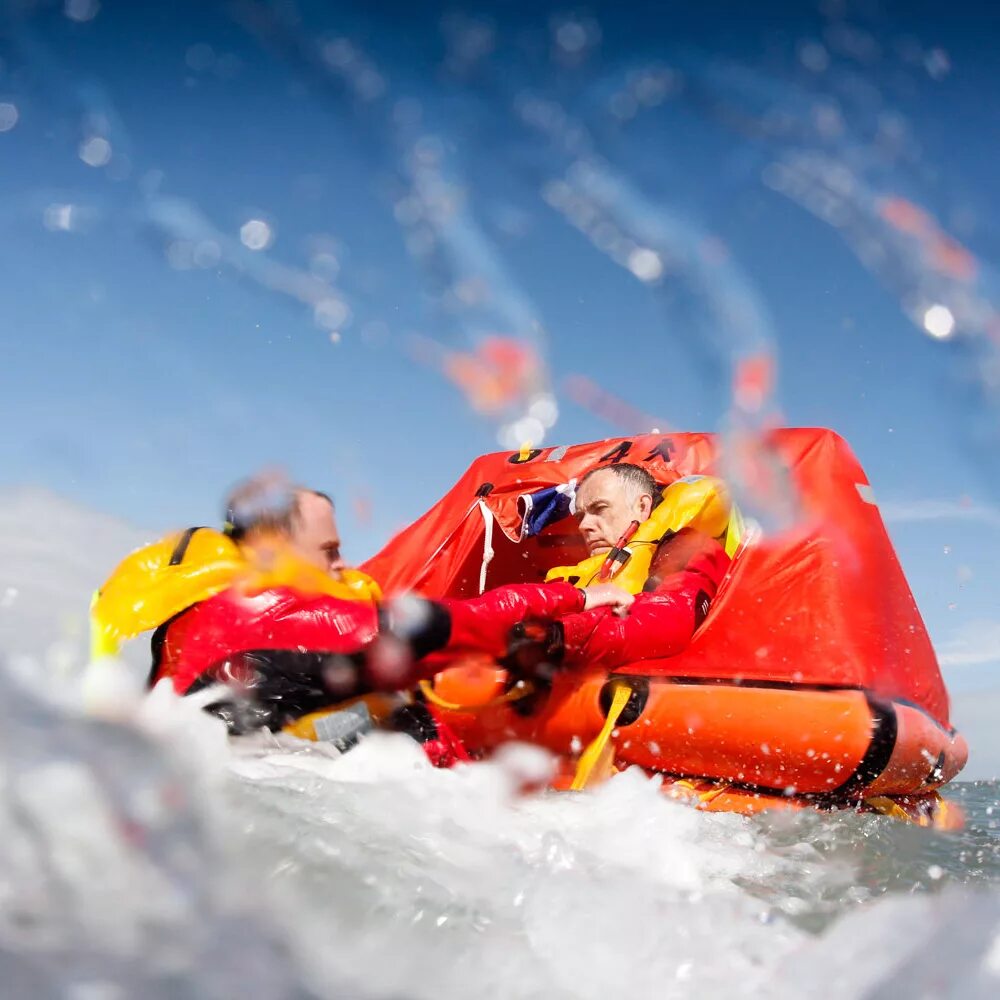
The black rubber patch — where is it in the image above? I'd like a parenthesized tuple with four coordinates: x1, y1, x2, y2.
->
(388, 702, 440, 744)
(599, 676, 649, 727)
(823, 695, 899, 800)
(924, 750, 946, 787)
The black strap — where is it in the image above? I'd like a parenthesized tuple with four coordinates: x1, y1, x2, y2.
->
(169, 526, 206, 565)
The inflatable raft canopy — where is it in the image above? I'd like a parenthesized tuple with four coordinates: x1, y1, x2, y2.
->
(364, 429, 967, 819)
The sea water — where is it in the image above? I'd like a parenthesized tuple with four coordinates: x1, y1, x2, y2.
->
(1, 664, 997, 1000)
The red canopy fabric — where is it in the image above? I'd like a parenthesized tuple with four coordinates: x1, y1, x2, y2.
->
(363, 429, 950, 724)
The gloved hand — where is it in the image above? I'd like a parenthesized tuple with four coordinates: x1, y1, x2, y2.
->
(500, 618, 566, 684)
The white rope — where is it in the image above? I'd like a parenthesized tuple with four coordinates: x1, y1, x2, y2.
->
(478, 500, 495, 594)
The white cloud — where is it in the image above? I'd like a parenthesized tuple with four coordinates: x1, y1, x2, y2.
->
(879, 498, 1000, 530)
(950, 686, 1000, 781)
(937, 620, 1000, 669)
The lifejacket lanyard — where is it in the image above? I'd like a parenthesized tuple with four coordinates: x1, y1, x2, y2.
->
(597, 519, 641, 582)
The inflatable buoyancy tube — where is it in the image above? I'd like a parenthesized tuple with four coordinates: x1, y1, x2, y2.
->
(91, 526, 381, 657)
(544, 475, 739, 594)
(427, 670, 968, 803)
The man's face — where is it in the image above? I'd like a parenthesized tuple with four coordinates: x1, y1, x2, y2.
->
(575, 469, 653, 555)
(290, 491, 345, 574)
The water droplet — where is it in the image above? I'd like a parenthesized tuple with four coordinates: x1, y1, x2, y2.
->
(79, 136, 112, 167)
(64, 0, 100, 23)
(627, 247, 663, 282)
(43, 203, 76, 231)
(240, 219, 273, 251)
(923, 303, 955, 340)
(0, 102, 18, 132)
(314, 297, 351, 330)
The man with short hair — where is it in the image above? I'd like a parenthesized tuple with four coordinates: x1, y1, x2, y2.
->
(509, 461, 731, 675)
(149, 477, 381, 720)
(574, 463, 659, 557)
(224, 479, 349, 577)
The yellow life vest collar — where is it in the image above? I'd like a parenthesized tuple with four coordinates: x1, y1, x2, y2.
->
(91, 526, 381, 658)
(545, 475, 737, 595)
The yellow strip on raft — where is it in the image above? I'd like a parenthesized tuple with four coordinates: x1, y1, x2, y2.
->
(570, 681, 632, 791)
(864, 792, 952, 829)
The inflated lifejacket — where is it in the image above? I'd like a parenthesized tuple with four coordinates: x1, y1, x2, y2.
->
(91, 526, 381, 658)
(544, 475, 741, 594)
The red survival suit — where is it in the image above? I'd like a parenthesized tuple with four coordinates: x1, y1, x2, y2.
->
(152, 531, 728, 749)
(151, 582, 586, 737)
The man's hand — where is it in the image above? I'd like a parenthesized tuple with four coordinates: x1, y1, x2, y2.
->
(581, 584, 634, 615)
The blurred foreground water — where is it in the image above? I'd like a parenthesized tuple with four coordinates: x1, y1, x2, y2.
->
(1, 657, 998, 1000)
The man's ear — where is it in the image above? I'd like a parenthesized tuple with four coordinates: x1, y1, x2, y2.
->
(638, 492, 654, 520)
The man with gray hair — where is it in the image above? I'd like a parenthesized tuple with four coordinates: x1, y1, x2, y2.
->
(503, 461, 730, 677)
(573, 463, 661, 557)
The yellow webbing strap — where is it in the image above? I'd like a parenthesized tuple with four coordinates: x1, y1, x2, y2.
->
(864, 796, 913, 823)
(417, 678, 535, 713)
(570, 681, 632, 791)
(932, 795, 953, 829)
(864, 792, 947, 828)
(723, 505, 746, 559)
(671, 777, 731, 805)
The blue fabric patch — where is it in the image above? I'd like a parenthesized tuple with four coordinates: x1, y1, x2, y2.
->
(518, 483, 576, 538)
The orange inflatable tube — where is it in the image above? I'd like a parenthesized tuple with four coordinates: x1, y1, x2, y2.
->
(427, 668, 968, 803)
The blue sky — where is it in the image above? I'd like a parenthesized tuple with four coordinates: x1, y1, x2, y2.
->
(1, 0, 998, 698)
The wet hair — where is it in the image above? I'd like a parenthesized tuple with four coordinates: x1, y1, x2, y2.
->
(578, 462, 660, 504)
(224, 480, 332, 541)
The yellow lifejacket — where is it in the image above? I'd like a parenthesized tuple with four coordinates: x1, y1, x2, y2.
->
(545, 476, 742, 595)
(91, 526, 382, 658)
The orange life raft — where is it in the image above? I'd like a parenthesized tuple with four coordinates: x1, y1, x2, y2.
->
(363, 429, 968, 824)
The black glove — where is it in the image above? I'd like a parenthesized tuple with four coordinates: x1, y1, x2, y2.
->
(500, 618, 566, 683)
